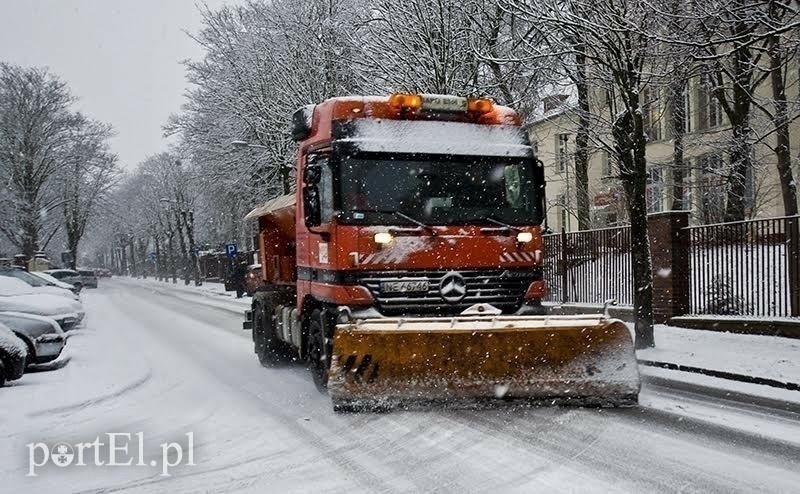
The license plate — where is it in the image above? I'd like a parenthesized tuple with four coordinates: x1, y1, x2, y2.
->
(381, 280, 430, 294)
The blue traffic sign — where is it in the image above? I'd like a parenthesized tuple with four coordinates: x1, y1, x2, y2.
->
(225, 243, 238, 259)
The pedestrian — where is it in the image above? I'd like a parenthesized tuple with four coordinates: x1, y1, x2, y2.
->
(233, 260, 248, 298)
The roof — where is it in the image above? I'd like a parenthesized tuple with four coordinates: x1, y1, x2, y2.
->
(244, 194, 296, 220)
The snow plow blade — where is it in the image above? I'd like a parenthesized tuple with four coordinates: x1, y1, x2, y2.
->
(328, 315, 640, 411)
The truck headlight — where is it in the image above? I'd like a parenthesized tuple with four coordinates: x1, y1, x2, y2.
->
(516, 231, 533, 243)
(374, 232, 393, 244)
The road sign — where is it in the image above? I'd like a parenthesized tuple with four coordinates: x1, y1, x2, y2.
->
(225, 243, 238, 259)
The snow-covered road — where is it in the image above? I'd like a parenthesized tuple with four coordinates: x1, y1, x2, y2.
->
(2, 279, 799, 493)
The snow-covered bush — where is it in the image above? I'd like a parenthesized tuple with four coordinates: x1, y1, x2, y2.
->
(705, 275, 752, 315)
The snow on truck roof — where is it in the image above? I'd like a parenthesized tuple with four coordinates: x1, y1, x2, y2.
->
(244, 193, 295, 220)
(340, 119, 533, 158)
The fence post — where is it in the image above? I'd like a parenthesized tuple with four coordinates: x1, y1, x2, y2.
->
(647, 211, 691, 323)
(788, 216, 800, 317)
(560, 228, 568, 304)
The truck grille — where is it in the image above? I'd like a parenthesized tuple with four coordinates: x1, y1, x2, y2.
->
(356, 269, 540, 316)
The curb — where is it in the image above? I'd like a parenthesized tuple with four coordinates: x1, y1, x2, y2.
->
(638, 359, 800, 392)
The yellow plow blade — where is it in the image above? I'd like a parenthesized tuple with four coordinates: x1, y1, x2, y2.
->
(328, 316, 640, 411)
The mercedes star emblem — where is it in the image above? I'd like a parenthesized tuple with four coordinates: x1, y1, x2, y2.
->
(439, 271, 467, 303)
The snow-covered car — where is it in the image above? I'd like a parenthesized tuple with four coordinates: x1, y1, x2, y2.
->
(0, 322, 27, 387)
(43, 269, 84, 291)
(28, 270, 80, 295)
(0, 277, 83, 331)
(0, 312, 65, 365)
(77, 269, 98, 288)
(0, 267, 80, 301)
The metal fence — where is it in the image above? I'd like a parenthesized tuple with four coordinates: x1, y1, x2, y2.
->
(543, 226, 633, 306)
(686, 215, 800, 318)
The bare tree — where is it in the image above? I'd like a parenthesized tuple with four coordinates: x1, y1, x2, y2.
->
(507, 0, 667, 347)
(59, 117, 120, 268)
(0, 64, 79, 257)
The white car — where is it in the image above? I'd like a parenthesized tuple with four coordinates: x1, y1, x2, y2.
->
(28, 271, 80, 294)
(0, 277, 83, 331)
(43, 269, 84, 290)
(0, 268, 80, 301)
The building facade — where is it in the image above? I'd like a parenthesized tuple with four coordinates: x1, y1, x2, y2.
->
(529, 70, 800, 232)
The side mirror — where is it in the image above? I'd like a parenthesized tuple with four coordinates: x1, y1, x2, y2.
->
(303, 163, 321, 185)
(534, 159, 547, 227)
(303, 185, 322, 227)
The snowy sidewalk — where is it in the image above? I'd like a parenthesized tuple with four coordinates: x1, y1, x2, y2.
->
(121, 276, 251, 313)
(637, 324, 800, 404)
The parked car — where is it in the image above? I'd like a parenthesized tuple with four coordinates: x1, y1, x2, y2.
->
(28, 270, 80, 295)
(0, 312, 65, 366)
(43, 269, 84, 291)
(96, 268, 112, 278)
(0, 322, 27, 387)
(244, 264, 265, 296)
(0, 267, 80, 301)
(77, 269, 98, 288)
(0, 277, 83, 331)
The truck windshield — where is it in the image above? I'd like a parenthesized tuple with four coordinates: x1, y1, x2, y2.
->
(337, 155, 541, 226)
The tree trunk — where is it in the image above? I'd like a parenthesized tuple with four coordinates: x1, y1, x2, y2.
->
(174, 211, 189, 284)
(769, 35, 798, 217)
(670, 79, 686, 210)
(154, 235, 163, 281)
(120, 242, 128, 276)
(724, 120, 753, 221)
(613, 106, 655, 349)
(184, 211, 201, 286)
(574, 45, 591, 230)
(128, 240, 137, 278)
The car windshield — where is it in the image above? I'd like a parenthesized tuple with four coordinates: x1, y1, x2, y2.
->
(29, 271, 62, 285)
(337, 154, 542, 226)
(0, 269, 47, 287)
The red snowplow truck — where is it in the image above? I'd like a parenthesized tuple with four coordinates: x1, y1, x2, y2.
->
(243, 93, 639, 411)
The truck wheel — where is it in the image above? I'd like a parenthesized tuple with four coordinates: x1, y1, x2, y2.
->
(0, 360, 6, 388)
(253, 301, 292, 367)
(308, 308, 331, 393)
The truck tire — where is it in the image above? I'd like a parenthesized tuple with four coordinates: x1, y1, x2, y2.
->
(253, 297, 293, 367)
(0, 360, 5, 387)
(308, 308, 332, 393)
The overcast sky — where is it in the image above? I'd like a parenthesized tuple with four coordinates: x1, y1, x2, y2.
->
(0, 0, 235, 169)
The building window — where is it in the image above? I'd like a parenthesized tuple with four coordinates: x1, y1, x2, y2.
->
(699, 154, 726, 223)
(684, 87, 692, 133)
(556, 133, 569, 172)
(642, 87, 662, 141)
(601, 150, 613, 177)
(698, 74, 724, 130)
(646, 167, 664, 213)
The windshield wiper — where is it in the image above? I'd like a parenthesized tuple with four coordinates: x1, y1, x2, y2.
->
(483, 216, 520, 232)
(391, 211, 437, 235)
